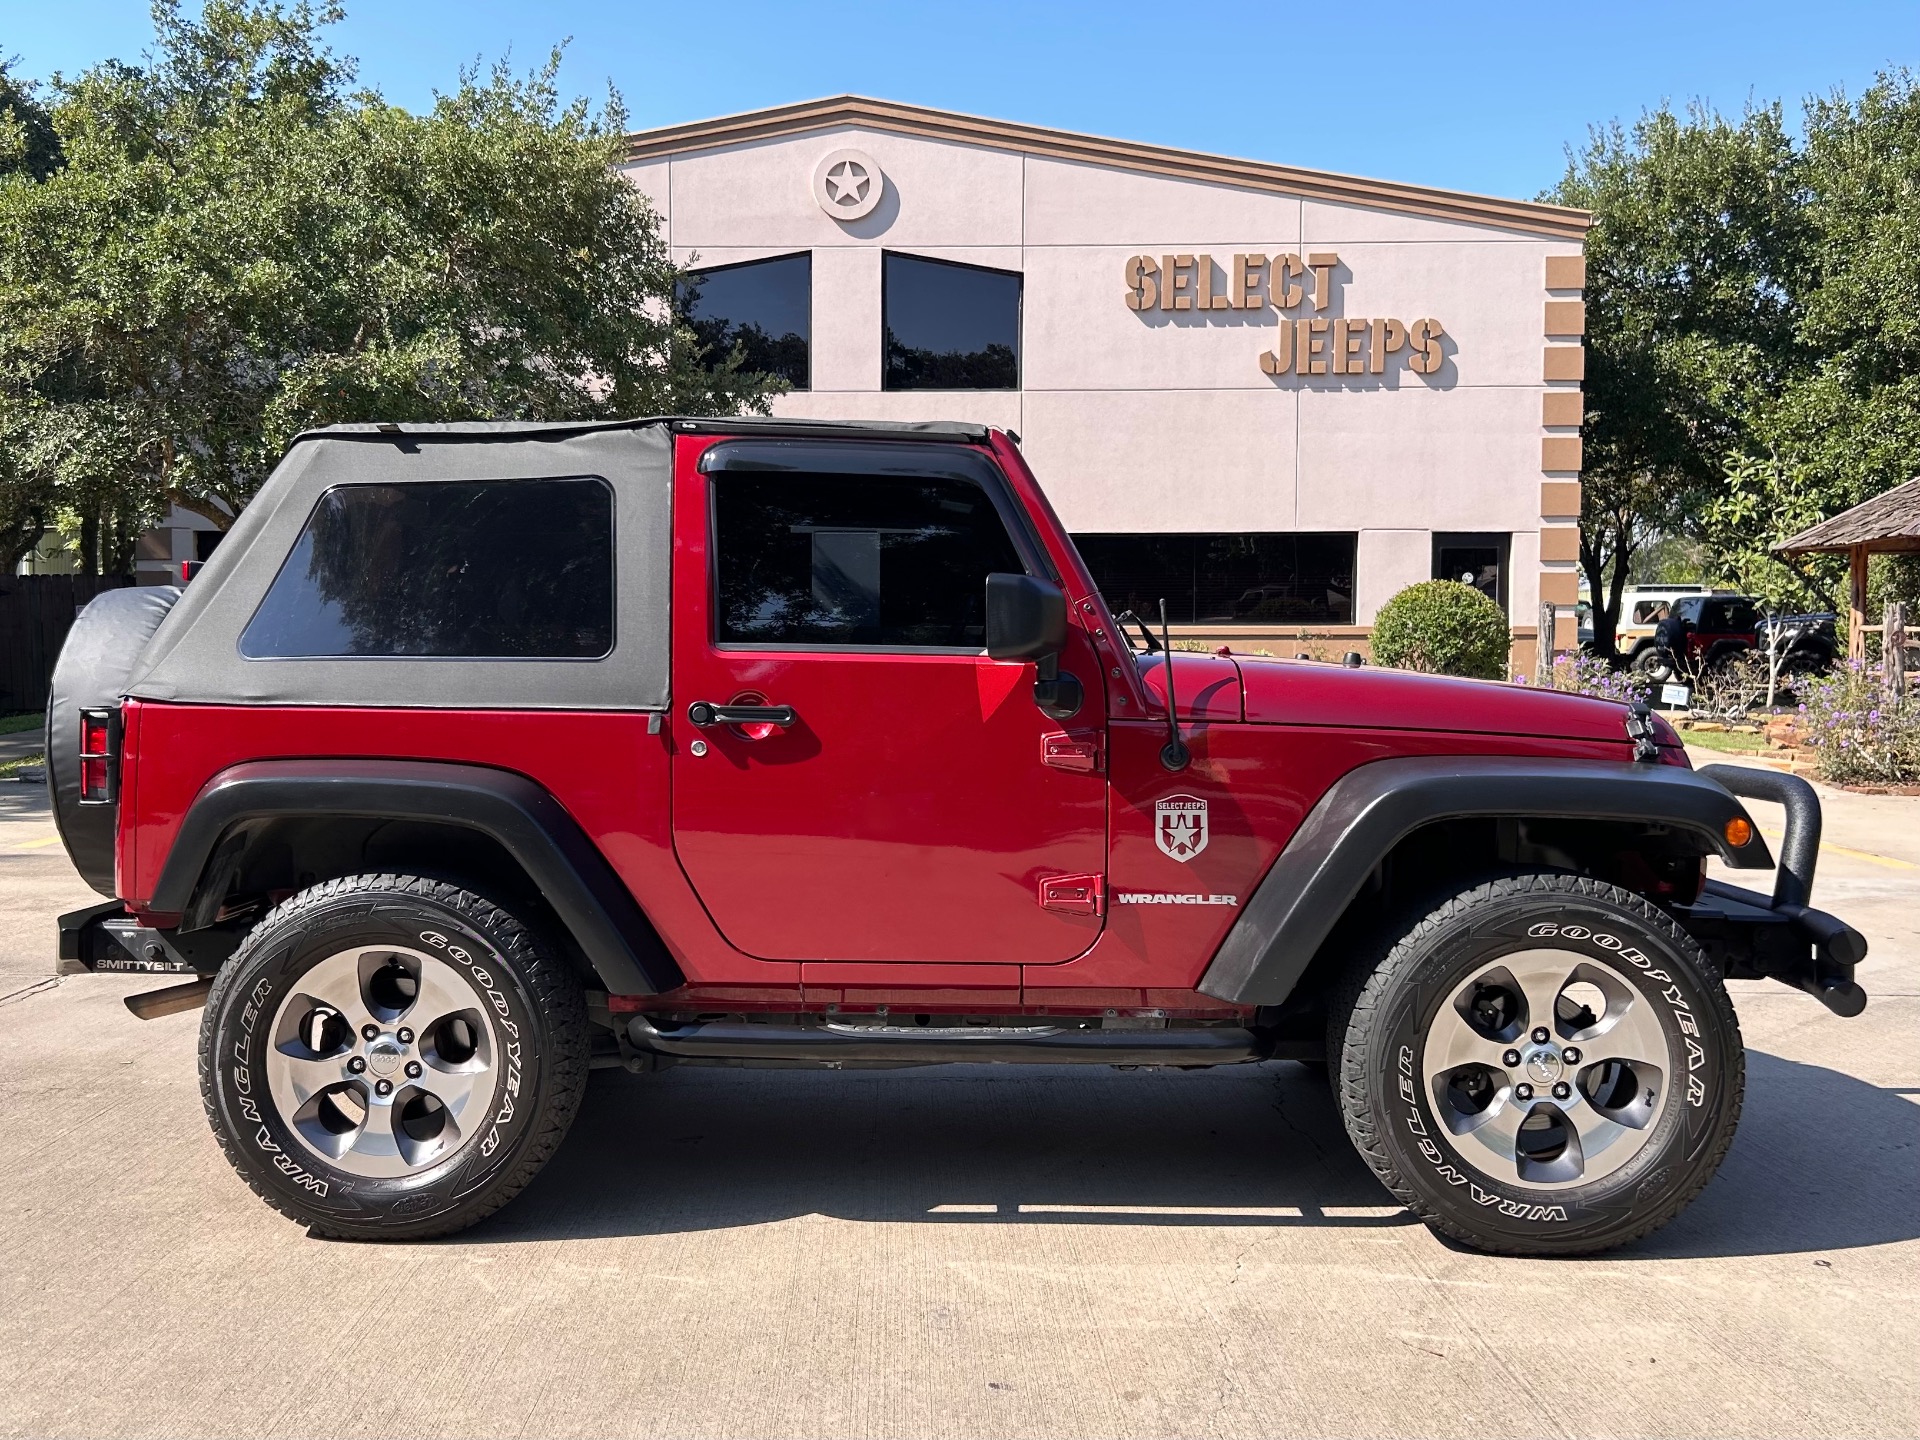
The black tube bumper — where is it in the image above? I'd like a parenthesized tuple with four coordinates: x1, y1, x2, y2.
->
(1677, 766, 1868, 1017)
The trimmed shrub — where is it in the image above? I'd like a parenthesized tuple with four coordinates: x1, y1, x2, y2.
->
(1371, 580, 1510, 680)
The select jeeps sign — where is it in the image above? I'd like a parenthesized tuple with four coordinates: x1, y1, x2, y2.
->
(1155, 795, 1209, 862)
(1122, 251, 1446, 378)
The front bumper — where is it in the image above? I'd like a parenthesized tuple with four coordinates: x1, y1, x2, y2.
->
(1675, 765, 1868, 1017)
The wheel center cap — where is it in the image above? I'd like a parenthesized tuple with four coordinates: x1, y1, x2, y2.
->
(366, 1039, 406, 1078)
(1523, 1047, 1565, 1085)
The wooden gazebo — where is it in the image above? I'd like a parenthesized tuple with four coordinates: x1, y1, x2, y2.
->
(1776, 475, 1920, 659)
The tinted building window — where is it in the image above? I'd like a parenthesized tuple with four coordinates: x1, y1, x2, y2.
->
(1074, 532, 1357, 625)
(677, 253, 811, 389)
(714, 472, 1023, 648)
(1433, 532, 1510, 606)
(241, 478, 614, 658)
(883, 253, 1020, 390)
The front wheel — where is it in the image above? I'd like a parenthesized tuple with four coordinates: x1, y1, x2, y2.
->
(1330, 873, 1743, 1255)
(199, 874, 588, 1239)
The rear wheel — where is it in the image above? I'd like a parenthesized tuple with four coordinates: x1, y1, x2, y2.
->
(199, 874, 588, 1239)
(1629, 646, 1676, 683)
(1330, 873, 1743, 1255)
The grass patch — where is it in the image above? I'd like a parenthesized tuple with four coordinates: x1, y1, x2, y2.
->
(0, 712, 43, 737)
(1679, 727, 1772, 755)
(0, 752, 45, 780)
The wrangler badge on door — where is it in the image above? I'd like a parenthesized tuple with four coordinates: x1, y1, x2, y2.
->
(1155, 795, 1209, 862)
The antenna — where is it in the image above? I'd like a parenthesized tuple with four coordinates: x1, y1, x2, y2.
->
(1158, 598, 1189, 772)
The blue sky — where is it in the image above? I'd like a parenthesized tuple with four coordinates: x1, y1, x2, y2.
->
(7, 0, 1917, 200)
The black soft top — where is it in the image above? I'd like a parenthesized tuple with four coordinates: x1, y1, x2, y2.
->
(125, 417, 1003, 713)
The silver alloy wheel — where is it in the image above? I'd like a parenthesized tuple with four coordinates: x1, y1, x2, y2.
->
(1420, 947, 1671, 1190)
(264, 945, 501, 1179)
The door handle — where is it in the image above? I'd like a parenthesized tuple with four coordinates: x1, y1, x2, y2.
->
(687, 701, 798, 729)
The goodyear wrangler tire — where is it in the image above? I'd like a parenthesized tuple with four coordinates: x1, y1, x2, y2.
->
(1330, 873, 1743, 1256)
(199, 874, 588, 1240)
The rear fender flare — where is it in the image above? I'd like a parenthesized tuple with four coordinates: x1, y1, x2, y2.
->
(149, 759, 682, 995)
(1198, 755, 1771, 1007)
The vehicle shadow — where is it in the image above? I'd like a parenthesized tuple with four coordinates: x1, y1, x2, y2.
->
(477, 1051, 1920, 1258)
(1620, 1050, 1920, 1261)
(480, 1061, 1406, 1242)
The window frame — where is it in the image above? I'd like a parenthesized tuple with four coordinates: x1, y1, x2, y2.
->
(677, 251, 814, 392)
(880, 251, 1024, 393)
(703, 454, 1045, 657)
(237, 473, 618, 663)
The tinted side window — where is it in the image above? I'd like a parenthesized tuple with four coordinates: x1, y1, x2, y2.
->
(676, 253, 810, 389)
(882, 253, 1021, 391)
(241, 478, 614, 658)
(713, 473, 1022, 647)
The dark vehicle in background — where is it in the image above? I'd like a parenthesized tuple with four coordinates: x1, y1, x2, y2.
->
(1629, 596, 1837, 690)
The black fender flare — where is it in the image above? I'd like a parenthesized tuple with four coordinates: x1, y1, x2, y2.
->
(149, 759, 683, 996)
(1197, 755, 1773, 1007)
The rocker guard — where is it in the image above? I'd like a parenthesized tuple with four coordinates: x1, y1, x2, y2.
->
(1198, 755, 1780, 1008)
(144, 759, 683, 995)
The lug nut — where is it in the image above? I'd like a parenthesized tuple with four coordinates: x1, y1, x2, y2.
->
(1515, 1083, 1534, 1101)
(1531, 1027, 1550, 1045)
(1552, 1082, 1572, 1100)
(347, 1056, 366, 1074)
(397, 1027, 413, 1045)
(1563, 1047, 1582, 1064)
(361, 1024, 380, 1041)
(1502, 1048, 1522, 1067)
(405, 1061, 422, 1079)
(375, 1079, 393, 1097)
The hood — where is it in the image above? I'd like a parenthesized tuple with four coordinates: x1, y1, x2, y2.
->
(1233, 654, 1643, 745)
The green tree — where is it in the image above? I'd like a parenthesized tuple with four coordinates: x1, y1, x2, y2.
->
(0, 2, 778, 573)
(1546, 104, 1808, 656)
(1705, 72, 1920, 609)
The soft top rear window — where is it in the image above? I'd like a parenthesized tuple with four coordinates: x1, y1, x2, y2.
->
(240, 476, 614, 659)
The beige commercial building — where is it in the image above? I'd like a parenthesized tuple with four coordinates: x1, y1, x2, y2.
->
(625, 97, 1588, 667)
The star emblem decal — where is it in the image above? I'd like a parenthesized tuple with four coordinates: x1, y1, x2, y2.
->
(824, 159, 871, 206)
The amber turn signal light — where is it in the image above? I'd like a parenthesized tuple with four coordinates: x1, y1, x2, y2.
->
(1724, 817, 1754, 848)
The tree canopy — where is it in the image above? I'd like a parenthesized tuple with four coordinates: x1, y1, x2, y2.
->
(1554, 73, 1920, 650)
(0, 1, 780, 575)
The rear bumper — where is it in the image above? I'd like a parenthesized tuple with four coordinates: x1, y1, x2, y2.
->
(1676, 766, 1868, 1017)
(57, 902, 238, 977)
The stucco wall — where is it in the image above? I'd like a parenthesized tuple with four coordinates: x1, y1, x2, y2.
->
(622, 125, 1582, 634)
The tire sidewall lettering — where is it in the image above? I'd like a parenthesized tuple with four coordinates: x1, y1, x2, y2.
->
(207, 894, 545, 1226)
(1375, 893, 1735, 1239)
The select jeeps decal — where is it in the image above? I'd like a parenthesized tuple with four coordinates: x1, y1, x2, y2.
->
(1115, 892, 1239, 906)
(1155, 795, 1209, 862)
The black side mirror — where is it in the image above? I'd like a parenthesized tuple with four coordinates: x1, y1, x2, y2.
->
(984, 573, 1067, 660)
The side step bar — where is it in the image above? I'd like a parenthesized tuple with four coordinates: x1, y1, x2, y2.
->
(626, 1016, 1263, 1067)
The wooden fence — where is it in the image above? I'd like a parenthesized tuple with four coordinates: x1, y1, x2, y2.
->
(0, 575, 135, 715)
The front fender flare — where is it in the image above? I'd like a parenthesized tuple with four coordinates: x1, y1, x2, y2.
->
(149, 759, 683, 996)
(1198, 755, 1771, 1007)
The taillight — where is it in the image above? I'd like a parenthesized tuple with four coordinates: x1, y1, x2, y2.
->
(78, 708, 118, 804)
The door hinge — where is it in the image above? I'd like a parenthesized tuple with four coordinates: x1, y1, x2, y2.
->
(1040, 728, 1104, 774)
(1038, 872, 1106, 916)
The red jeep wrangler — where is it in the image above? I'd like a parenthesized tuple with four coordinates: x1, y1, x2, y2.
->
(48, 418, 1867, 1254)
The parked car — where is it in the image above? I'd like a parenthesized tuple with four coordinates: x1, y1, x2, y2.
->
(48, 418, 1868, 1256)
(1630, 595, 1838, 692)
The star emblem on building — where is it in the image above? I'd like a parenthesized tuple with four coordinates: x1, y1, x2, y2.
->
(824, 159, 871, 206)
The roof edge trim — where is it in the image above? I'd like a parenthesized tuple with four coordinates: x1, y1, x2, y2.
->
(623, 96, 1592, 240)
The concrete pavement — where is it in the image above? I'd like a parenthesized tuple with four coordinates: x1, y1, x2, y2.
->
(0, 767, 1914, 1439)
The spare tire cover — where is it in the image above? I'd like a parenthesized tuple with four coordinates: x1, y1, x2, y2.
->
(48, 585, 184, 896)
